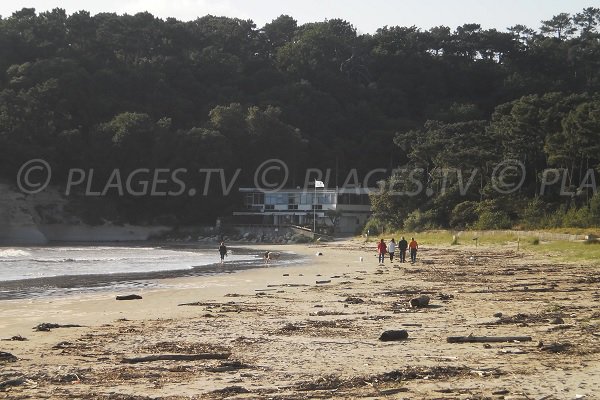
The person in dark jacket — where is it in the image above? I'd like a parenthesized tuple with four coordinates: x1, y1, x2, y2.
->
(218, 242, 228, 264)
(398, 237, 408, 263)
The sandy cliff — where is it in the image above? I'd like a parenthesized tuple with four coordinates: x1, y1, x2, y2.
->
(0, 183, 48, 244)
(0, 184, 169, 244)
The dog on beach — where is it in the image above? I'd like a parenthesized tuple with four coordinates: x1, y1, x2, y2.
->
(264, 251, 280, 264)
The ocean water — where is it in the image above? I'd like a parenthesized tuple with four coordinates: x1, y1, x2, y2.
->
(0, 245, 277, 299)
(0, 246, 256, 281)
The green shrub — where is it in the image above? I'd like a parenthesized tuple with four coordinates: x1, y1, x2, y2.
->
(449, 201, 479, 229)
(520, 198, 547, 229)
(402, 209, 440, 232)
(293, 235, 312, 243)
(363, 218, 384, 236)
(472, 200, 513, 230)
(562, 207, 592, 228)
(590, 194, 600, 225)
(474, 210, 512, 230)
(544, 208, 566, 228)
(403, 211, 422, 232)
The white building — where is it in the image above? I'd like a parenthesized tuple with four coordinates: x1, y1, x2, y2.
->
(233, 187, 372, 233)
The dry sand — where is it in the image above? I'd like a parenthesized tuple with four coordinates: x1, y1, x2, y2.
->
(1, 240, 599, 399)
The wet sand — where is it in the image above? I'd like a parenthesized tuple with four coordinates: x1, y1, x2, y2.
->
(1, 240, 599, 399)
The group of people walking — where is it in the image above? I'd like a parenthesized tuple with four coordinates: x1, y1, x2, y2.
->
(377, 237, 418, 265)
(219, 236, 419, 267)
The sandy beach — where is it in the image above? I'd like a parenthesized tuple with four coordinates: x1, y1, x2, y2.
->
(1, 239, 599, 399)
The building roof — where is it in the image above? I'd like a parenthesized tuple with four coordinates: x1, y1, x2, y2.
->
(238, 187, 375, 194)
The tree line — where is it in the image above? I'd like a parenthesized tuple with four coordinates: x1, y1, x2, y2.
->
(0, 7, 599, 227)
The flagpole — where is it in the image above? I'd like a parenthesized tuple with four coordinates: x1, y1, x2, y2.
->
(313, 180, 316, 234)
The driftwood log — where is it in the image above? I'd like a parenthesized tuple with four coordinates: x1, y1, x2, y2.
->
(116, 294, 143, 300)
(1, 335, 28, 341)
(33, 323, 83, 332)
(447, 335, 532, 343)
(0, 376, 25, 389)
(121, 353, 230, 364)
(206, 361, 251, 372)
(0, 351, 17, 362)
(379, 330, 409, 341)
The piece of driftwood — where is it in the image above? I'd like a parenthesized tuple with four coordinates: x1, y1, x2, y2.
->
(498, 348, 528, 354)
(1, 335, 27, 341)
(116, 294, 142, 300)
(33, 323, 84, 332)
(538, 342, 570, 353)
(0, 376, 25, 389)
(448, 335, 532, 343)
(0, 351, 17, 362)
(344, 297, 364, 304)
(121, 353, 231, 363)
(379, 388, 409, 395)
(316, 280, 331, 284)
(416, 355, 458, 360)
(210, 386, 251, 395)
(311, 340, 378, 346)
(206, 361, 251, 372)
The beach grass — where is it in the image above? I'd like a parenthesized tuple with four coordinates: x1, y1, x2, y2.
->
(522, 239, 600, 262)
(376, 230, 520, 246)
(534, 227, 600, 236)
(365, 229, 600, 262)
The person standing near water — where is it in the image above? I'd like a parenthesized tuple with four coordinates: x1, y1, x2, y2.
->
(218, 241, 228, 264)
(409, 237, 418, 263)
(398, 237, 408, 263)
(377, 239, 387, 265)
(388, 238, 396, 262)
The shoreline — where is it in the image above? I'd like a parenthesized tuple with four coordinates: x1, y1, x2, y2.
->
(0, 243, 305, 300)
(0, 243, 325, 335)
(1, 240, 599, 399)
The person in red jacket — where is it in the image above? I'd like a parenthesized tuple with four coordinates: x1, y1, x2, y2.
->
(377, 239, 387, 265)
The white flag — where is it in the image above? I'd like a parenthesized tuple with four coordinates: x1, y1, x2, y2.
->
(315, 180, 325, 188)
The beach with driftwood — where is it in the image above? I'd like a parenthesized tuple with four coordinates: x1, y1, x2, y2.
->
(1, 239, 599, 399)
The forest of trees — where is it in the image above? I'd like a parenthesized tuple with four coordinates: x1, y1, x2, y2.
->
(0, 7, 599, 229)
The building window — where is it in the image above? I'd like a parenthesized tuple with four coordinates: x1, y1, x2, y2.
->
(288, 204, 298, 210)
(245, 192, 264, 206)
(336, 193, 370, 205)
(265, 194, 285, 205)
(265, 204, 274, 210)
(316, 193, 335, 204)
(288, 193, 299, 205)
(300, 193, 312, 204)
